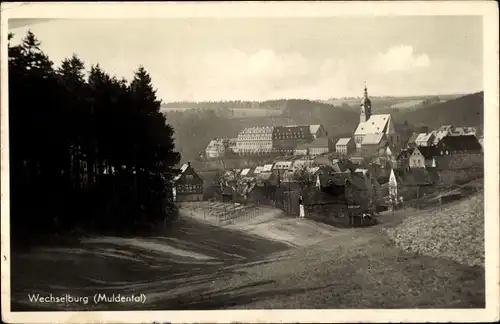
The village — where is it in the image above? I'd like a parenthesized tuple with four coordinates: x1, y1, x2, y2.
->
(172, 84, 484, 227)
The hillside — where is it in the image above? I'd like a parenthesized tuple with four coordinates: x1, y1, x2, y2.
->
(395, 92, 484, 130)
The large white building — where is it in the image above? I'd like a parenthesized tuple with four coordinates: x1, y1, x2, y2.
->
(353, 84, 401, 153)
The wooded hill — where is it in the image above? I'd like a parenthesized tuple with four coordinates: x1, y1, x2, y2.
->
(395, 91, 484, 131)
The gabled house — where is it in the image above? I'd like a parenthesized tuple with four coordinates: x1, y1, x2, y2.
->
(336, 137, 355, 155)
(309, 124, 328, 139)
(437, 135, 482, 155)
(172, 162, 204, 202)
(409, 146, 440, 169)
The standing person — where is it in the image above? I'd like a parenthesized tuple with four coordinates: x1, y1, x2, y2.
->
(299, 195, 305, 218)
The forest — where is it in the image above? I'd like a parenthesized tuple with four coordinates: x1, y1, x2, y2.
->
(8, 31, 181, 247)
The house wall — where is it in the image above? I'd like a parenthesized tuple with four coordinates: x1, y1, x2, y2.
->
(294, 148, 308, 156)
(176, 193, 204, 202)
(361, 144, 382, 156)
(236, 128, 274, 156)
(174, 166, 204, 202)
(409, 150, 426, 168)
(309, 147, 330, 156)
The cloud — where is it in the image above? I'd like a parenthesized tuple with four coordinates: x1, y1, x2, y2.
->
(373, 45, 431, 73)
(9, 18, 479, 101)
(172, 49, 317, 101)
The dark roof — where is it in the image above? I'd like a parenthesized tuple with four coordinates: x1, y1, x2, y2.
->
(221, 185, 235, 196)
(313, 156, 332, 167)
(397, 148, 412, 160)
(297, 137, 332, 150)
(318, 172, 367, 190)
(347, 173, 368, 190)
(318, 172, 349, 187)
(439, 135, 482, 151)
(414, 146, 441, 159)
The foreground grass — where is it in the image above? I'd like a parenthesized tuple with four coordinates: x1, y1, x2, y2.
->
(11, 204, 484, 310)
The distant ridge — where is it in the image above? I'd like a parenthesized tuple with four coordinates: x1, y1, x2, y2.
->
(396, 91, 484, 130)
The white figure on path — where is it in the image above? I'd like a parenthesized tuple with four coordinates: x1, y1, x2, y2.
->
(299, 195, 305, 218)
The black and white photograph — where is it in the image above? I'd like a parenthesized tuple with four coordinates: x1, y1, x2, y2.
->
(1, 2, 499, 323)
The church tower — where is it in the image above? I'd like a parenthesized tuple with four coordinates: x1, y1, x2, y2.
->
(360, 82, 372, 123)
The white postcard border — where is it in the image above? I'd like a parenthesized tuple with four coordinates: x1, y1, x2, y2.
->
(1, 2, 498, 323)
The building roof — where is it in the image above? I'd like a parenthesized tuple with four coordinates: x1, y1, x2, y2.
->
(307, 166, 321, 175)
(318, 172, 350, 187)
(300, 137, 332, 149)
(432, 129, 451, 144)
(240, 168, 251, 176)
(438, 125, 453, 132)
(439, 135, 482, 151)
(415, 133, 433, 143)
(262, 164, 274, 172)
(397, 148, 412, 160)
(413, 146, 440, 159)
(253, 166, 264, 174)
(332, 159, 356, 173)
(206, 140, 217, 148)
(336, 137, 352, 146)
(173, 163, 191, 181)
(362, 133, 386, 145)
(309, 124, 322, 134)
(449, 126, 476, 136)
(354, 114, 391, 135)
(291, 159, 315, 170)
(240, 126, 274, 135)
(407, 133, 419, 144)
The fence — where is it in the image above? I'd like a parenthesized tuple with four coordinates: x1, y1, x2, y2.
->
(187, 199, 265, 225)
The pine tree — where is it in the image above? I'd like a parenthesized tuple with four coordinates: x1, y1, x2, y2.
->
(57, 54, 87, 189)
(129, 66, 180, 223)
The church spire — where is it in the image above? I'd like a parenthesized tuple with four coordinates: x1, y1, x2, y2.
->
(360, 81, 372, 123)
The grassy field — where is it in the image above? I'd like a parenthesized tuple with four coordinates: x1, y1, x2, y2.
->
(10, 194, 484, 311)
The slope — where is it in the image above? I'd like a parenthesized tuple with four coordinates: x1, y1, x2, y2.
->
(395, 91, 484, 130)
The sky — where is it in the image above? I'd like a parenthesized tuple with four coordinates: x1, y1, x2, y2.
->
(8, 16, 483, 102)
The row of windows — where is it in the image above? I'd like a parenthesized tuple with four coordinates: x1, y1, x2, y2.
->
(238, 142, 273, 147)
(177, 184, 202, 192)
(238, 148, 273, 152)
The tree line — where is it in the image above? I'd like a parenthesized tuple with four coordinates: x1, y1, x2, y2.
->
(8, 31, 180, 246)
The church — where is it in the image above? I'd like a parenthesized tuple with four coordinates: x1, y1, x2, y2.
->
(353, 83, 401, 155)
